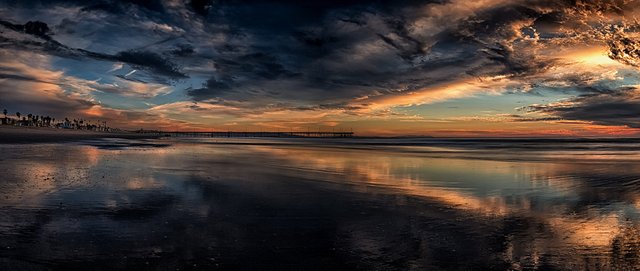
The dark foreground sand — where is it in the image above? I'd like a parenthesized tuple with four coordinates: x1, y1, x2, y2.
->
(0, 126, 162, 143)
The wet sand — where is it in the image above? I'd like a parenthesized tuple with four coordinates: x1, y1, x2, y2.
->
(0, 126, 161, 143)
(1, 138, 639, 270)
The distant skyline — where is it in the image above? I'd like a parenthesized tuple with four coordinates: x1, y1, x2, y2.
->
(2, 0, 640, 136)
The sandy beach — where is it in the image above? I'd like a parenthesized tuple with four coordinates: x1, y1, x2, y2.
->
(0, 126, 161, 143)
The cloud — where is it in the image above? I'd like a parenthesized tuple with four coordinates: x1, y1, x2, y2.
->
(5, 0, 640, 133)
(114, 50, 185, 79)
(352, 76, 516, 112)
(107, 62, 124, 73)
(0, 50, 97, 117)
(521, 86, 640, 128)
(0, 18, 188, 81)
(188, 0, 213, 17)
(606, 29, 640, 68)
(179, 0, 600, 111)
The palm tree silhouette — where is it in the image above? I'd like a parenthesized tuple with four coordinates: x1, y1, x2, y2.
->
(2, 109, 6, 119)
(16, 112, 21, 123)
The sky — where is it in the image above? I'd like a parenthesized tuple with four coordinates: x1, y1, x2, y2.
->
(2, 0, 640, 136)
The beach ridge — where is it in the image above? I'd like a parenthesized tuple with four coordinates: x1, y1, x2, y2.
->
(0, 126, 162, 143)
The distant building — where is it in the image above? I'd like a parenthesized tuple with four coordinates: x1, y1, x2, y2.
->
(60, 122, 73, 129)
(17, 119, 29, 126)
(1, 117, 16, 125)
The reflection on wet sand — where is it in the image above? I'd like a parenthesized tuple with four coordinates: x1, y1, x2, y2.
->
(246, 144, 640, 269)
(0, 144, 101, 205)
(0, 138, 639, 270)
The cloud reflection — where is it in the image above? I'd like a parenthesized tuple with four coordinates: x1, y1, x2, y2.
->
(1, 139, 640, 269)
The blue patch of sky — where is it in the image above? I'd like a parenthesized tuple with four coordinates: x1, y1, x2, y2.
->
(52, 56, 209, 109)
(397, 87, 575, 119)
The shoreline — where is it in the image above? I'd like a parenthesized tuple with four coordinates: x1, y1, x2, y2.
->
(0, 126, 163, 144)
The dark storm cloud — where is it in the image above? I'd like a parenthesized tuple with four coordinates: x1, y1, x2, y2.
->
(5, 0, 640, 126)
(170, 43, 195, 57)
(0, 1, 598, 97)
(376, 16, 430, 61)
(187, 78, 233, 101)
(520, 87, 640, 128)
(0, 19, 50, 39)
(3, 0, 167, 13)
(0, 18, 187, 80)
(115, 51, 185, 79)
(188, 0, 213, 16)
(174, 0, 460, 102)
(183, 52, 300, 102)
(181, 0, 574, 103)
(607, 35, 640, 67)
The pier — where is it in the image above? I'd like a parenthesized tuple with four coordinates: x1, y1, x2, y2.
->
(136, 131, 354, 138)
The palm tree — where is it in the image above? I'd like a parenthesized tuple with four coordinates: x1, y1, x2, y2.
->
(16, 112, 20, 121)
(2, 109, 6, 119)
